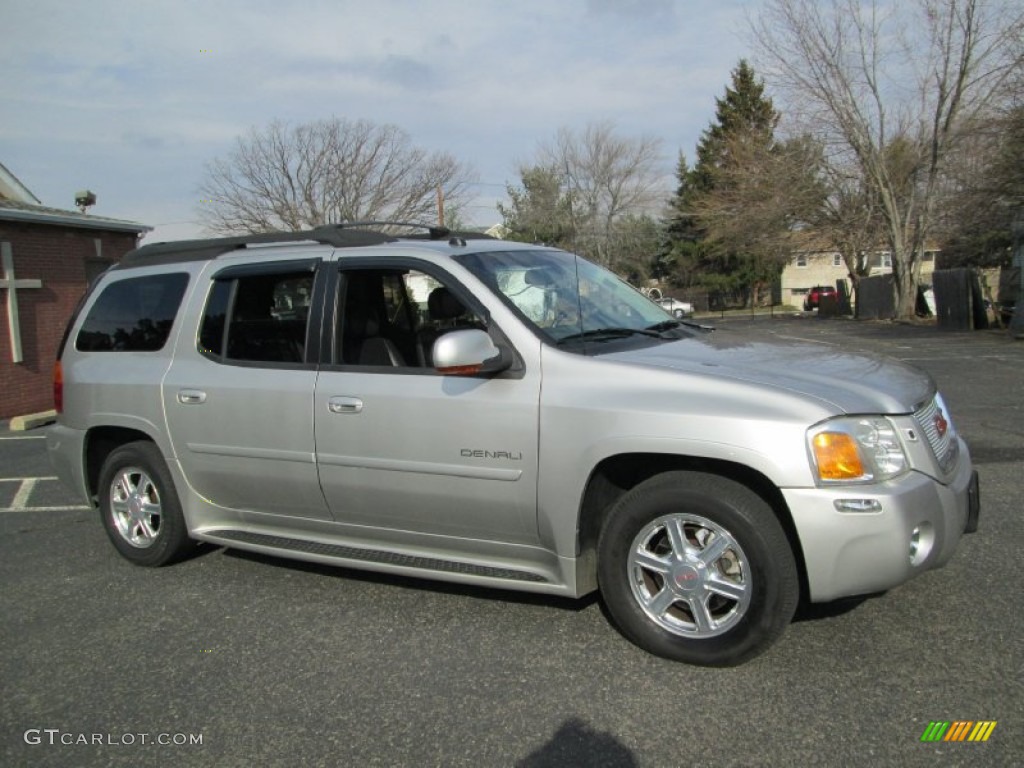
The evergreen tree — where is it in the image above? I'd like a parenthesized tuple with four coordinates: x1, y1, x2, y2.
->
(940, 105, 1024, 268)
(664, 60, 782, 303)
(701, 59, 779, 165)
(498, 164, 574, 247)
(656, 152, 696, 278)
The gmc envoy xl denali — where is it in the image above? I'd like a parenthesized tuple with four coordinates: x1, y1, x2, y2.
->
(47, 223, 980, 666)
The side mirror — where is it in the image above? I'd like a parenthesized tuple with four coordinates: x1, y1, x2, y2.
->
(433, 329, 511, 376)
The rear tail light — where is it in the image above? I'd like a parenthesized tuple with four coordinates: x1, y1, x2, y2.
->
(53, 361, 63, 414)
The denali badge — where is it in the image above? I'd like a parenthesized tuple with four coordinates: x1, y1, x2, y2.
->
(461, 449, 523, 461)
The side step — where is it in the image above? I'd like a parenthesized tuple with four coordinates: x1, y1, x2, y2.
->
(206, 529, 549, 584)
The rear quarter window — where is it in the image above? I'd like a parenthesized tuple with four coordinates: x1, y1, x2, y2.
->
(75, 273, 189, 352)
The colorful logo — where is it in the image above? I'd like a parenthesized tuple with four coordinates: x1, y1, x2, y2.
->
(920, 721, 996, 742)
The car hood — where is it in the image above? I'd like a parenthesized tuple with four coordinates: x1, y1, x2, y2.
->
(602, 331, 934, 415)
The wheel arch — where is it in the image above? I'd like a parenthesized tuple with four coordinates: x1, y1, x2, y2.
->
(576, 453, 809, 601)
(84, 426, 158, 502)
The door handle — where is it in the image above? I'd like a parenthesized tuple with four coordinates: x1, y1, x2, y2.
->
(328, 396, 363, 414)
(177, 389, 207, 405)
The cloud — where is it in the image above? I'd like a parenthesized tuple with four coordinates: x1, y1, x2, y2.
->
(585, 0, 677, 21)
(120, 132, 179, 152)
(1, 0, 757, 237)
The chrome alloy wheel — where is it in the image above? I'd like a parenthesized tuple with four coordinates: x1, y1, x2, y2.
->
(628, 513, 752, 638)
(108, 466, 163, 549)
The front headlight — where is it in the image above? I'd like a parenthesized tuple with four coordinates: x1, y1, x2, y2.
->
(808, 417, 908, 485)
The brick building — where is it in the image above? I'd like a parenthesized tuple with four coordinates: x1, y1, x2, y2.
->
(1, 163, 151, 420)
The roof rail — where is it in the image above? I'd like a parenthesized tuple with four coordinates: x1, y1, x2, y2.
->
(118, 223, 390, 267)
(331, 221, 495, 241)
(117, 221, 496, 269)
(334, 221, 451, 239)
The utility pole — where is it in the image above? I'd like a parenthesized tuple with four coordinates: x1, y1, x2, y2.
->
(436, 186, 445, 227)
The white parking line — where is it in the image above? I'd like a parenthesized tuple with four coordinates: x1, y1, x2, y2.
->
(0, 435, 46, 440)
(897, 358, 1015, 364)
(1, 506, 91, 512)
(0, 476, 90, 513)
(768, 334, 836, 346)
(11, 477, 37, 508)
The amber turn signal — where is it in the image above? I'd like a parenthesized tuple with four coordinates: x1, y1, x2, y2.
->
(812, 432, 865, 481)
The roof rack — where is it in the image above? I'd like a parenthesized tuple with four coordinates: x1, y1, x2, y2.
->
(346, 221, 495, 242)
(117, 221, 495, 268)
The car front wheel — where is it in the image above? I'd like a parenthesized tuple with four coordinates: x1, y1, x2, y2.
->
(598, 471, 799, 666)
(98, 441, 193, 566)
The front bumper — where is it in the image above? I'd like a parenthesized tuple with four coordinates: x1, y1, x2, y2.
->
(782, 440, 978, 602)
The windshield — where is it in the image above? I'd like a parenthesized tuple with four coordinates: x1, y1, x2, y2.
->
(455, 249, 682, 349)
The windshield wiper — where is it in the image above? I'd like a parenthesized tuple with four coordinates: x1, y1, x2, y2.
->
(557, 327, 668, 344)
(645, 320, 682, 332)
(646, 319, 715, 333)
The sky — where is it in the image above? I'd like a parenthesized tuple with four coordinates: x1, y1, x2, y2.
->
(1, 0, 757, 244)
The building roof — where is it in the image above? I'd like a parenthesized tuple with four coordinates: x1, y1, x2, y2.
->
(0, 161, 42, 205)
(0, 197, 152, 234)
(0, 160, 151, 234)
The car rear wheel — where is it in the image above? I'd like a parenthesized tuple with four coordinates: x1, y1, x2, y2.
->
(598, 471, 798, 666)
(98, 441, 193, 566)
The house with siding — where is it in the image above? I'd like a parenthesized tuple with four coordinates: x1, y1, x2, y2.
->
(780, 238, 938, 308)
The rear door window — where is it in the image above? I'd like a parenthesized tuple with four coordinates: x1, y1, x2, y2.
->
(199, 270, 314, 365)
(76, 273, 189, 352)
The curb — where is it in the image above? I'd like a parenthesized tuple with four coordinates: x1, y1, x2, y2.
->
(9, 410, 57, 431)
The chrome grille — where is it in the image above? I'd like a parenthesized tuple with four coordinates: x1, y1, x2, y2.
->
(914, 395, 959, 473)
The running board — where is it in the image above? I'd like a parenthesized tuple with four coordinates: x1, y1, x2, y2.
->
(206, 529, 549, 584)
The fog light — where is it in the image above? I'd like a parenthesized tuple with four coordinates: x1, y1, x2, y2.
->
(909, 523, 935, 566)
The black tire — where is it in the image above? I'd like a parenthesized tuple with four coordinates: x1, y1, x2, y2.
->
(98, 441, 193, 566)
(597, 471, 798, 666)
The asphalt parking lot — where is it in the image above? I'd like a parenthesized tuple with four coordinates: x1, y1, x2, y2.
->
(2, 316, 1021, 767)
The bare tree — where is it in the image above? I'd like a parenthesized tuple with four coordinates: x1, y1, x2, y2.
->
(754, 0, 1024, 318)
(531, 121, 667, 265)
(198, 118, 477, 234)
(816, 159, 886, 289)
(692, 132, 828, 300)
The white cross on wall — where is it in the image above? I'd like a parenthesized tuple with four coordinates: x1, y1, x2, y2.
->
(1, 242, 43, 364)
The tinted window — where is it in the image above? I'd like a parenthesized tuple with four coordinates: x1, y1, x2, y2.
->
(198, 280, 231, 356)
(337, 267, 483, 368)
(199, 271, 313, 364)
(76, 273, 188, 352)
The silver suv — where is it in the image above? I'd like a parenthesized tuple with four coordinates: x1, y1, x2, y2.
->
(48, 223, 980, 666)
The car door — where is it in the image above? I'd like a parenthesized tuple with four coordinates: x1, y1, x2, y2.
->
(162, 256, 332, 521)
(313, 259, 541, 545)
